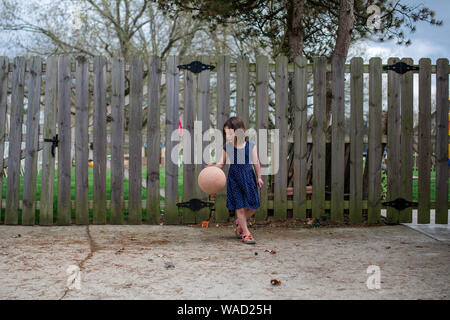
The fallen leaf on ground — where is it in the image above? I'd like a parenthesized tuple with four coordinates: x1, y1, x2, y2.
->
(270, 279, 281, 286)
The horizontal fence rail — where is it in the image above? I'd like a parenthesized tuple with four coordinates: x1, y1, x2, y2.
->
(3, 60, 450, 74)
(0, 55, 448, 225)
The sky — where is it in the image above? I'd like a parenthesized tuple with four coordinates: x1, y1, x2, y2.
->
(0, 0, 449, 61)
(353, 0, 450, 63)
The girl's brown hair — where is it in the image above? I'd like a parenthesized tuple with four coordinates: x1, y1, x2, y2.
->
(222, 116, 248, 146)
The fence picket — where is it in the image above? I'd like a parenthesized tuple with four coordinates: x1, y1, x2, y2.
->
(0, 57, 9, 222)
(399, 58, 414, 223)
(182, 56, 197, 224)
(255, 55, 269, 221)
(435, 58, 449, 224)
(57, 56, 72, 225)
(236, 56, 249, 129)
(368, 58, 382, 224)
(418, 58, 432, 224)
(74, 56, 89, 225)
(312, 57, 327, 219)
(22, 57, 42, 225)
(146, 56, 161, 225)
(0, 57, 7, 224)
(386, 57, 401, 224)
(165, 56, 180, 224)
(195, 55, 211, 223)
(214, 55, 230, 223)
(331, 56, 345, 222)
(192, 56, 211, 223)
(128, 56, 143, 224)
(293, 56, 308, 220)
(5, 57, 25, 224)
(110, 57, 125, 225)
(349, 57, 364, 223)
(40, 56, 58, 225)
(92, 56, 107, 224)
(274, 55, 288, 220)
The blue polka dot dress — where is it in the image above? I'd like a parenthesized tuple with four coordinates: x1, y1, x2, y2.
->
(223, 140, 260, 211)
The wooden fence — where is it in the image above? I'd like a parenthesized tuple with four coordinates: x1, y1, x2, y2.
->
(0, 55, 448, 225)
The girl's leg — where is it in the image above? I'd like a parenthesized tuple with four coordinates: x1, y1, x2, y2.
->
(236, 208, 250, 235)
(245, 208, 256, 220)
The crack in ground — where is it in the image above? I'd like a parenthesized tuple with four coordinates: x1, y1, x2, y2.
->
(59, 225, 99, 300)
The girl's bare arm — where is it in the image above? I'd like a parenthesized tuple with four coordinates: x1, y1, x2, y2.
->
(213, 149, 227, 169)
(252, 145, 262, 180)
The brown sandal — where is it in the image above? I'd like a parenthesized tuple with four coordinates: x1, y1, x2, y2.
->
(241, 233, 256, 244)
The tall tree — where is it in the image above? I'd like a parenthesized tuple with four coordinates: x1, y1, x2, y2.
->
(156, 0, 441, 60)
(156, 0, 442, 204)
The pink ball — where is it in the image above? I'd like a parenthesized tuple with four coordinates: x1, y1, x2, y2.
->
(198, 166, 226, 195)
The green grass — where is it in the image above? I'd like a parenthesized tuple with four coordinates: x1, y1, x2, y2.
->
(1, 166, 185, 223)
(1, 161, 446, 223)
(367, 155, 441, 202)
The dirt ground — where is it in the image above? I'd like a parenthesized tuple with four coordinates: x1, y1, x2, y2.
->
(0, 222, 449, 300)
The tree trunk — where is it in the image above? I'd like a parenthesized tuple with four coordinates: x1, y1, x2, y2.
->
(286, 0, 305, 61)
(284, 0, 305, 189)
(325, 0, 355, 194)
(334, 0, 355, 59)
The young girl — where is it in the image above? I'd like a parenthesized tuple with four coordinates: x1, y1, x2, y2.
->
(211, 116, 263, 244)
